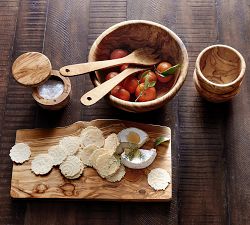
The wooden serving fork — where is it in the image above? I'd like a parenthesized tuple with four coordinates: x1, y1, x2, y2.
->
(60, 48, 160, 76)
(80, 67, 148, 106)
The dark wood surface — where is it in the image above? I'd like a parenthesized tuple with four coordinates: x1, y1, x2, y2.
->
(0, 0, 249, 224)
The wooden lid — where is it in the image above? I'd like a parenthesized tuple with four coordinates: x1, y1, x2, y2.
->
(12, 52, 52, 87)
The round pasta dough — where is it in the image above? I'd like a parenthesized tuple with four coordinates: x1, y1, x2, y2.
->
(9, 143, 31, 164)
(89, 148, 110, 168)
(59, 136, 80, 156)
(104, 133, 120, 154)
(95, 153, 120, 178)
(48, 145, 67, 166)
(65, 163, 85, 179)
(80, 126, 104, 148)
(59, 155, 82, 177)
(76, 144, 97, 167)
(31, 154, 53, 175)
(106, 165, 126, 182)
(147, 168, 171, 191)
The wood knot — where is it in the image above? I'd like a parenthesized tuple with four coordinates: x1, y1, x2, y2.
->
(60, 183, 76, 196)
(34, 183, 48, 194)
(138, 189, 146, 195)
(125, 168, 144, 182)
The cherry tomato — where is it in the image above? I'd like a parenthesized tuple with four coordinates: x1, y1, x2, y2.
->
(138, 70, 157, 83)
(120, 63, 129, 71)
(156, 62, 173, 83)
(105, 72, 119, 80)
(110, 49, 129, 60)
(123, 76, 138, 94)
(111, 85, 130, 101)
(105, 71, 124, 86)
(135, 83, 156, 102)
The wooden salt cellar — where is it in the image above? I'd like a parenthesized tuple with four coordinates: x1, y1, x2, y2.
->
(12, 52, 71, 110)
(32, 70, 71, 110)
(194, 44, 246, 102)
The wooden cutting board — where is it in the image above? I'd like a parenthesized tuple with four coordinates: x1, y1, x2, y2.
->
(10, 119, 172, 201)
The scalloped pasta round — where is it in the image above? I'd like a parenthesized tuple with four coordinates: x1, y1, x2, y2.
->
(76, 144, 97, 167)
(95, 153, 120, 178)
(9, 143, 31, 164)
(59, 136, 81, 156)
(89, 148, 110, 168)
(147, 168, 171, 191)
(104, 133, 120, 154)
(59, 155, 82, 177)
(80, 126, 105, 148)
(48, 145, 67, 166)
(65, 163, 85, 179)
(31, 154, 53, 175)
(106, 165, 126, 182)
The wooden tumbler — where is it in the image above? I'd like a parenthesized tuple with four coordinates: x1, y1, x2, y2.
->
(194, 44, 246, 102)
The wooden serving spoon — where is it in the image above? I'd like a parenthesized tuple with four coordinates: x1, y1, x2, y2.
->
(60, 48, 160, 76)
(81, 67, 147, 106)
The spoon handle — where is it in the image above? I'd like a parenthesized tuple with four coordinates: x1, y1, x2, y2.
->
(80, 67, 146, 106)
(60, 57, 128, 76)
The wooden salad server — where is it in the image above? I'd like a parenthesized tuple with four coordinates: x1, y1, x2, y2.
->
(81, 67, 147, 106)
(60, 47, 160, 76)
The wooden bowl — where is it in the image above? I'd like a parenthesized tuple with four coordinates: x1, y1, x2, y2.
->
(89, 20, 188, 113)
(193, 70, 240, 103)
(32, 70, 71, 110)
(195, 44, 246, 96)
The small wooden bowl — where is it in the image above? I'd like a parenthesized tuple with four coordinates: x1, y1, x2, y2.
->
(193, 70, 240, 103)
(195, 44, 246, 97)
(32, 70, 71, 110)
(89, 20, 188, 113)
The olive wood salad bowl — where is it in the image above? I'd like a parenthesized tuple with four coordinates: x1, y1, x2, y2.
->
(89, 20, 189, 113)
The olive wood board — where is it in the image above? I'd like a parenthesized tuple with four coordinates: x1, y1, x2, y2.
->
(10, 119, 172, 201)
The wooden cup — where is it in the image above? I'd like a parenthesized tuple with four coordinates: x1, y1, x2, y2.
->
(32, 70, 71, 110)
(194, 44, 246, 102)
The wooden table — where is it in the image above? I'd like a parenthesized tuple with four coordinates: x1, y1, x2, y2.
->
(0, 0, 249, 224)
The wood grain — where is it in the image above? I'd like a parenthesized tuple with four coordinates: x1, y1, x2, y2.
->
(193, 70, 240, 103)
(125, 2, 179, 225)
(0, 1, 22, 224)
(0, 0, 249, 224)
(175, 0, 228, 224)
(40, 0, 90, 126)
(12, 52, 52, 87)
(217, 0, 250, 224)
(11, 119, 172, 201)
(0, 1, 49, 225)
(194, 44, 246, 102)
(198, 46, 242, 85)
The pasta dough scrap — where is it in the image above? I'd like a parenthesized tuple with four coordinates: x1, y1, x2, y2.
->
(147, 168, 171, 191)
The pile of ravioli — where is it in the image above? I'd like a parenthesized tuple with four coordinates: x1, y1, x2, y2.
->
(9, 126, 171, 190)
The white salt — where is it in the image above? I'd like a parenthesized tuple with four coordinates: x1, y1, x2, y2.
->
(38, 79, 64, 100)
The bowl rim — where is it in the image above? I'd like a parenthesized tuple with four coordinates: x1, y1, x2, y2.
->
(195, 44, 246, 88)
(88, 20, 189, 108)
